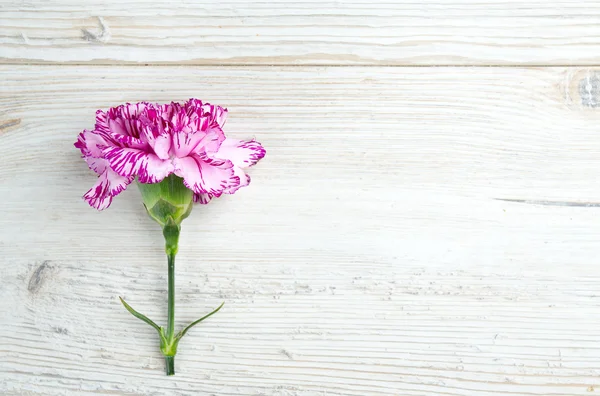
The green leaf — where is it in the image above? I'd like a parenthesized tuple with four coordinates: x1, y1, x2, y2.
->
(119, 296, 162, 334)
(176, 302, 225, 340)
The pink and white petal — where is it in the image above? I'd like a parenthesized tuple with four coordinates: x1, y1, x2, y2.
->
(108, 118, 128, 135)
(184, 98, 204, 111)
(89, 113, 131, 148)
(94, 109, 111, 134)
(97, 103, 149, 140)
(152, 133, 172, 160)
(201, 103, 228, 128)
(172, 130, 208, 158)
(106, 132, 147, 150)
(83, 168, 133, 210)
(109, 117, 142, 139)
(141, 106, 168, 136)
(84, 156, 108, 175)
(173, 155, 239, 195)
(176, 126, 224, 157)
(103, 147, 174, 184)
(202, 126, 226, 154)
(88, 121, 148, 151)
(181, 111, 207, 134)
(224, 166, 251, 194)
(139, 126, 171, 160)
(193, 192, 213, 205)
(74, 130, 110, 157)
(184, 99, 228, 128)
(119, 102, 149, 120)
(214, 138, 266, 168)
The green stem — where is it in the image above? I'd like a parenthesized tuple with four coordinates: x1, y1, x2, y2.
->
(165, 356, 175, 376)
(161, 218, 180, 375)
(167, 251, 176, 340)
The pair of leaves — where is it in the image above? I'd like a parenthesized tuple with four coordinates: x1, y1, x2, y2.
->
(119, 297, 224, 346)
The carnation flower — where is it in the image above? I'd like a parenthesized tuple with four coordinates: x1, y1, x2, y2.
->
(75, 99, 265, 210)
(74, 100, 265, 375)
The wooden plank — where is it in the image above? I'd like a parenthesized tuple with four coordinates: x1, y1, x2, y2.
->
(2, 1, 600, 65)
(1, 65, 600, 395)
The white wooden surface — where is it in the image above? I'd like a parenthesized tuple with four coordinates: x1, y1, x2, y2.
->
(2, 0, 600, 65)
(2, 2, 600, 396)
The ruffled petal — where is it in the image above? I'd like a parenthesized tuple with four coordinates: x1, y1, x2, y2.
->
(202, 126, 226, 154)
(83, 168, 133, 210)
(105, 132, 147, 150)
(172, 126, 224, 158)
(94, 109, 111, 135)
(193, 192, 213, 204)
(119, 102, 148, 121)
(173, 154, 239, 195)
(108, 118, 128, 135)
(103, 147, 174, 184)
(152, 133, 172, 160)
(185, 99, 228, 128)
(75, 129, 109, 157)
(139, 126, 171, 160)
(172, 130, 208, 158)
(202, 104, 228, 128)
(182, 111, 208, 134)
(224, 166, 251, 194)
(84, 156, 108, 175)
(214, 138, 266, 168)
(96, 103, 149, 140)
(92, 114, 148, 151)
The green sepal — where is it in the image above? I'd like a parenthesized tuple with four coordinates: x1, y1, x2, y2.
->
(137, 174, 193, 227)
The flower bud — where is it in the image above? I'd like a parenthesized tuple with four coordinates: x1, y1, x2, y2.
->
(137, 174, 193, 227)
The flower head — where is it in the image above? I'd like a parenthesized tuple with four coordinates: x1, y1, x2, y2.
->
(75, 100, 266, 210)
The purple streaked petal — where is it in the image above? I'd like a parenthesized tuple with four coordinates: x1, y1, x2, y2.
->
(120, 102, 149, 121)
(93, 113, 148, 150)
(202, 104, 228, 128)
(109, 118, 128, 135)
(202, 126, 226, 154)
(214, 138, 266, 169)
(185, 111, 209, 133)
(224, 166, 251, 194)
(152, 133, 172, 160)
(83, 168, 133, 210)
(84, 156, 108, 175)
(172, 126, 224, 158)
(104, 132, 147, 150)
(193, 192, 213, 204)
(172, 130, 208, 158)
(185, 99, 228, 129)
(75, 129, 109, 157)
(96, 103, 150, 140)
(139, 125, 171, 160)
(103, 147, 174, 184)
(94, 109, 110, 134)
(173, 154, 239, 195)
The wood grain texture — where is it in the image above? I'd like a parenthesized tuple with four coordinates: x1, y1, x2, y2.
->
(1, 65, 600, 395)
(3, 1, 600, 65)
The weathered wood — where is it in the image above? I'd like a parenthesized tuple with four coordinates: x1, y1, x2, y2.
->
(1, 66, 600, 395)
(2, 1, 600, 65)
